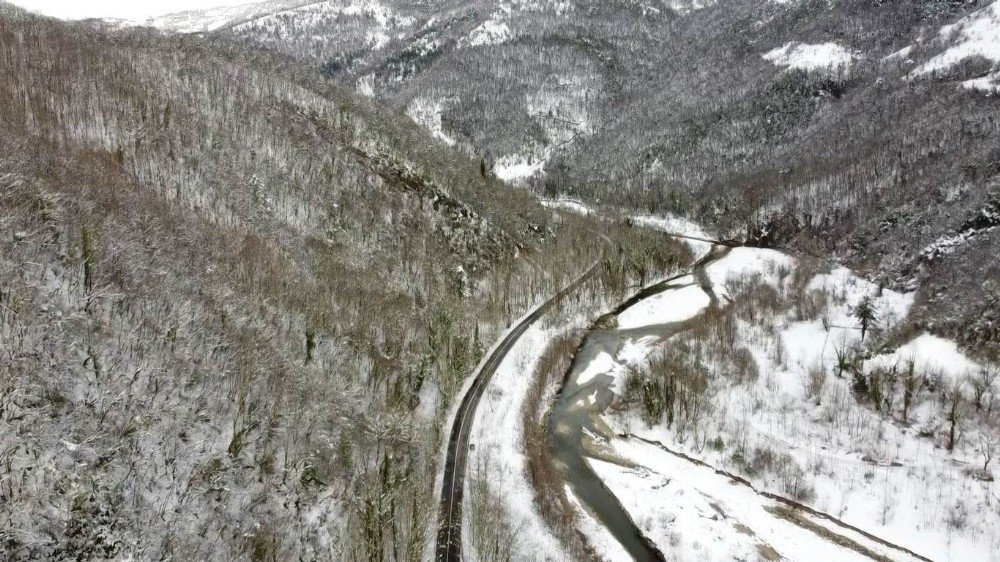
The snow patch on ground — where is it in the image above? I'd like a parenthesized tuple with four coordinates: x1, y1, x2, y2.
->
(764, 42, 856, 72)
(809, 266, 914, 326)
(592, 444, 916, 562)
(915, 2, 1000, 76)
(630, 214, 715, 256)
(540, 197, 594, 217)
(664, 0, 716, 15)
(704, 247, 794, 300)
(884, 45, 915, 63)
(630, 214, 712, 240)
(866, 333, 981, 385)
(576, 350, 618, 386)
(405, 98, 456, 145)
(493, 153, 546, 183)
(617, 277, 710, 329)
(466, 321, 577, 560)
(462, 18, 513, 47)
(921, 224, 998, 261)
(962, 71, 1000, 93)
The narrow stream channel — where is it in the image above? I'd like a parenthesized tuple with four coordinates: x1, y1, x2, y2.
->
(547, 245, 730, 561)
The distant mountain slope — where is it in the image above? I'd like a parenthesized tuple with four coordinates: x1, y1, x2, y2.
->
(215, 0, 1000, 360)
(146, 0, 313, 33)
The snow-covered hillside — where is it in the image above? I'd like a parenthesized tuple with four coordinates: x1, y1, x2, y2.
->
(146, 0, 309, 33)
(538, 202, 999, 560)
(584, 243, 1000, 560)
(231, 0, 416, 49)
(763, 42, 856, 72)
(913, 0, 1000, 92)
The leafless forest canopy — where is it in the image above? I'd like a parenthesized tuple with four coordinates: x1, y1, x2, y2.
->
(226, 0, 1000, 360)
(0, 4, 686, 559)
(2, 0, 999, 559)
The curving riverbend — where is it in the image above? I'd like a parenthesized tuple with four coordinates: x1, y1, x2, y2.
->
(547, 245, 730, 560)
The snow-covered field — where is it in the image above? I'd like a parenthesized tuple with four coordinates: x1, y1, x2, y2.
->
(463, 322, 571, 560)
(763, 42, 856, 72)
(617, 276, 710, 329)
(446, 197, 998, 560)
(406, 98, 457, 146)
(540, 197, 595, 217)
(908, 1, 1000, 93)
(566, 240, 1000, 560)
(916, 1, 1000, 75)
(590, 442, 927, 562)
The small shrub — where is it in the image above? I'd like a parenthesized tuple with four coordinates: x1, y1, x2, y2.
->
(729, 347, 759, 383)
(804, 363, 826, 405)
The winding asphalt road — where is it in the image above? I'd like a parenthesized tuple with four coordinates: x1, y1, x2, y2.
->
(434, 260, 602, 562)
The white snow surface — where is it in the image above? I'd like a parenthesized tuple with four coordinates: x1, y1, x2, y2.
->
(592, 444, 925, 562)
(705, 247, 794, 300)
(866, 333, 981, 384)
(540, 197, 594, 217)
(566, 233, 999, 561)
(915, 1, 1000, 76)
(962, 71, 1000, 93)
(147, 0, 306, 33)
(630, 214, 712, 240)
(493, 154, 546, 183)
(465, 321, 578, 561)
(884, 45, 915, 63)
(662, 0, 716, 15)
(539, 198, 716, 257)
(462, 18, 513, 47)
(405, 98, 456, 146)
(617, 276, 710, 330)
(630, 214, 716, 256)
(764, 41, 856, 72)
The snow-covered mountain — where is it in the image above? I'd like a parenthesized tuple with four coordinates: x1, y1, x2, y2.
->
(145, 0, 312, 33)
(5, 0, 999, 559)
(209, 0, 1000, 361)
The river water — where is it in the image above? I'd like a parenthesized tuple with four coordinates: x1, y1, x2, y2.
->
(546, 245, 729, 561)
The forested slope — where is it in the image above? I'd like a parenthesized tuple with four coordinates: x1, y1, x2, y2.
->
(0, 4, 685, 559)
(219, 0, 1000, 361)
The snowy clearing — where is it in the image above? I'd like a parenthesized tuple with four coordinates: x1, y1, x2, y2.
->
(915, 2, 1000, 76)
(630, 214, 716, 256)
(592, 441, 927, 562)
(464, 321, 576, 560)
(866, 333, 981, 386)
(568, 233, 999, 561)
(764, 42, 856, 72)
(462, 18, 513, 48)
(617, 277, 710, 329)
(493, 154, 547, 184)
(704, 247, 793, 300)
(405, 98, 456, 146)
(540, 197, 595, 217)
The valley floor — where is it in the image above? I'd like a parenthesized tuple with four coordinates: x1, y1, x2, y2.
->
(475, 202, 1000, 561)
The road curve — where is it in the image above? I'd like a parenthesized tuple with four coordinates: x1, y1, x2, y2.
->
(434, 260, 602, 562)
